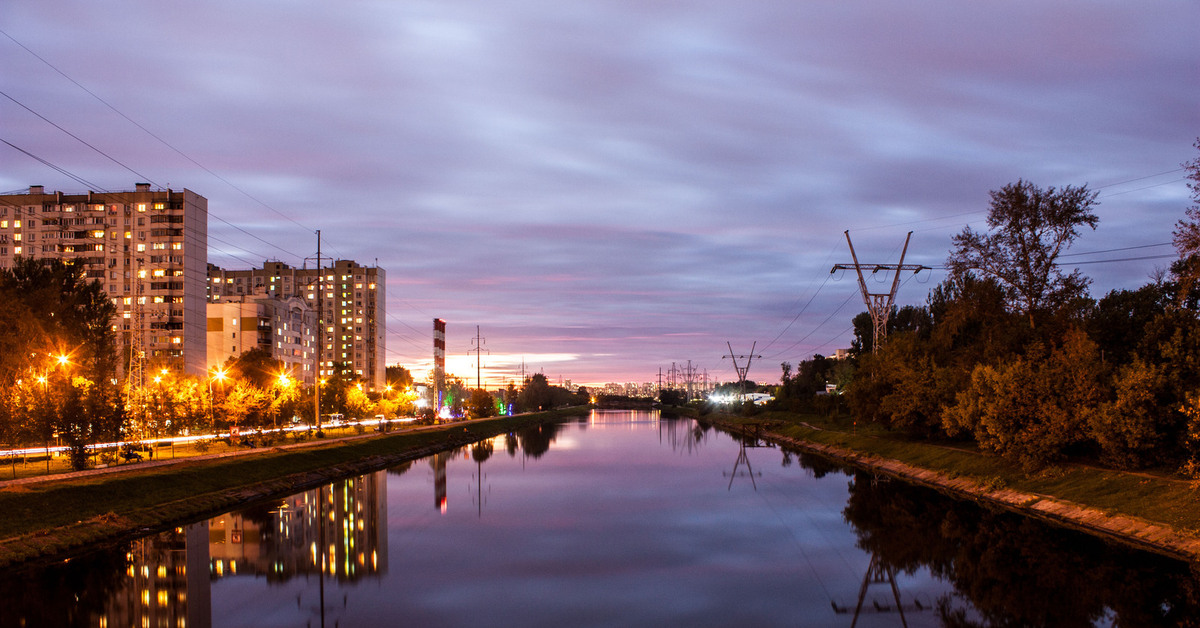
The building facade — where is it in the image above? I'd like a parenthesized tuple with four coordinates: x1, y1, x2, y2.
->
(206, 296, 317, 386)
(207, 260, 385, 390)
(0, 184, 208, 376)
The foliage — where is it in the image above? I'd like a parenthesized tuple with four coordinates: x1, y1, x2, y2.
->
(943, 329, 1106, 470)
(947, 179, 1099, 328)
(466, 389, 498, 419)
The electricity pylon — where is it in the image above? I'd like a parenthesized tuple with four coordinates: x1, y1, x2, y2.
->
(832, 231, 927, 352)
(722, 341, 761, 402)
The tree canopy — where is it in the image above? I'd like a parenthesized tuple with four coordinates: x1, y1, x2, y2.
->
(947, 179, 1099, 328)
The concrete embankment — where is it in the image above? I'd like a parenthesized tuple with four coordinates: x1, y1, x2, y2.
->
(701, 416, 1200, 563)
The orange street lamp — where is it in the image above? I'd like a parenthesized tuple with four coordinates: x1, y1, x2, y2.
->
(209, 367, 228, 433)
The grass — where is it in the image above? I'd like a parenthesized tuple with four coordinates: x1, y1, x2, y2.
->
(0, 408, 589, 566)
(710, 410, 1200, 535)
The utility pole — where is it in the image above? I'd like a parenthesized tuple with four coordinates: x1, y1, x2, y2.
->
(306, 230, 332, 433)
(722, 342, 761, 403)
(832, 231, 927, 352)
(469, 325, 488, 389)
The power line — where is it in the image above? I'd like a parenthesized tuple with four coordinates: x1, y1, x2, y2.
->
(0, 28, 323, 243)
(1, 89, 157, 185)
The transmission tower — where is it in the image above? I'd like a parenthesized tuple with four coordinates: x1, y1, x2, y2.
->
(722, 341, 761, 402)
(832, 230, 927, 352)
(469, 325, 488, 389)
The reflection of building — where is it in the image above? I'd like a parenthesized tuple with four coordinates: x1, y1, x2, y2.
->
(431, 450, 449, 513)
(207, 471, 388, 582)
(99, 523, 213, 628)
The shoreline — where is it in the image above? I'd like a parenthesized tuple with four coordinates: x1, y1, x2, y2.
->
(700, 415, 1200, 563)
(0, 409, 587, 569)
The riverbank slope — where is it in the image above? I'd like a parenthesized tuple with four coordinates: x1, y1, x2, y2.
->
(700, 411, 1200, 562)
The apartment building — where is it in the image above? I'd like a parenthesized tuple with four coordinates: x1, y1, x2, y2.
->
(207, 295, 316, 386)
(207, 259, 385, 390)
(0, 184, 208, 376)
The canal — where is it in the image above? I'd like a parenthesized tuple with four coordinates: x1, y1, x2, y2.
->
(4, 410, 1198, 627)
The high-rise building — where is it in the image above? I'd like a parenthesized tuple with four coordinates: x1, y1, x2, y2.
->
(0, 184, 209, 376)
(207, 260, 386, 390)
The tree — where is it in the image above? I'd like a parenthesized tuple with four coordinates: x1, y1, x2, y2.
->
(0, 258, 118, 469)
(385, 364, 414, 388)
(518, 374, 553, 412)
(943, 329, 1106, 469)
(466, 389, 497, 419)
(947, 180, 1099, 328)
(1172, 138, 1200, 304)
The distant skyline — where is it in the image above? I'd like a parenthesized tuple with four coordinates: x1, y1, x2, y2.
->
(3, 1, 1197, 387)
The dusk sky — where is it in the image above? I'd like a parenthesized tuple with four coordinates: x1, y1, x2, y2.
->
(2, 1, 1197, 387)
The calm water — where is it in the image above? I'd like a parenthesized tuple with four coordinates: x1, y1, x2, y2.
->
(4, 410, 1199, 627)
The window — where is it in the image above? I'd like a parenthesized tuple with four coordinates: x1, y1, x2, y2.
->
(137, 204, 146, 212)
(171, 242, 183, 250)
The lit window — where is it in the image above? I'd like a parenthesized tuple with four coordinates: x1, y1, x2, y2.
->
(137, 204, 146, 212)
(153, 270, 165, 277)
(171, 242, 182, 250)
(136, 244, 146, 252)
(154, 202, 165, 210)
(13, 246, 20, 254)
(13, 220, 20, 228)
(92, 230, 104, 238)
(12, 234, 20, 242)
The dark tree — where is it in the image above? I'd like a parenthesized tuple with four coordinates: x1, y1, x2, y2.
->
(947, 179, 1099, 328)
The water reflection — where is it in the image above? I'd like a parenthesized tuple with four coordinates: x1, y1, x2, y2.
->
(5, 412, 1200, 627)
(841, 468, 1200, 626)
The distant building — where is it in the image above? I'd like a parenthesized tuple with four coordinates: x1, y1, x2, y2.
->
(0, 184, 208, 376)
(207, 296, 316, 386)
(828, 348, 850, 360)
(208, 260, 385, 390)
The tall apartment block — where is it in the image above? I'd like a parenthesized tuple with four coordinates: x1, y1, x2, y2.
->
(207, 260, 386, 390)
(0, 184, 208, 377)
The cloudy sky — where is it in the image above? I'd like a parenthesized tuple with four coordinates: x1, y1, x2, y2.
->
(2, 1, 1197, 387)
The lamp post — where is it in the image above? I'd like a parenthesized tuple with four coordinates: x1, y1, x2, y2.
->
(275, 371, 292, 433)
(209, 367, 227, 437)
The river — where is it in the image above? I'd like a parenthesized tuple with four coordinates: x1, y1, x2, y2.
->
(3, 410, 1197, 627)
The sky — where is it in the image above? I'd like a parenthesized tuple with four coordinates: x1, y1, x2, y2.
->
(2, 1, 1197, 388)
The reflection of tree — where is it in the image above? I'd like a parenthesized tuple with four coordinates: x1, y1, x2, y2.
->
(471, 439, 494, 464)
(388, 459, 413, 477)
(0, 545, 128, 626)
(842, 471, 1200, 625)
(515, 422, 561, 459)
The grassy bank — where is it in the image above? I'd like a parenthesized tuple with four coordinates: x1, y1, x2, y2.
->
(0, 408, 588, 567)
(705, 410, 1200, 539)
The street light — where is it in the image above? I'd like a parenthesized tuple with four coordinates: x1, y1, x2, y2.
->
(209, 367, 228, 435)
(275, 371, 293, 431)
